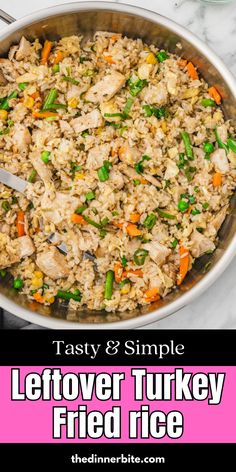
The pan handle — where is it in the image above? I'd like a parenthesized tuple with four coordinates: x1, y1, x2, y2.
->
(0, 9, 16, 24)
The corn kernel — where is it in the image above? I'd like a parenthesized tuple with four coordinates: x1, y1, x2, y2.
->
(24, 96, 34, 108)
(68, 97, 78, 108)
(146, 52, 157, 64)
(31, 277, 43, 289)
(34, 271, 43, 278)
(161, 120, 167, 133)
(94, 127, 103, 135)
(0, 110, 8, 121)
(44, 295, 55, 304)
(121, 284, 130, 295)
(74, 172, 85, 180)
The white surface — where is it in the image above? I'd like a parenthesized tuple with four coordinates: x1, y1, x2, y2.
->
(0, 0, 236, 329)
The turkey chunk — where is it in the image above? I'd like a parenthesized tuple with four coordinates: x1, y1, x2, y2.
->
(14, 235, 35, 258)
(87, 143, 111, 170)
(141, 82, 168, 105)
(41, 192, 80, 225)
(15, 37, 31, 61)
(0, 234, 35, 269)
(71, 109, 103, 133)
(190, 231, 215, 258)
(30, 151, 52, 183)
(36, 247, 69, 279)
(85, 72, 126, 103)
(13, 125, 31, 152)
(143, 241, 171, 266)
(211, 149, 229, 174)
(210, 206, 228, 233)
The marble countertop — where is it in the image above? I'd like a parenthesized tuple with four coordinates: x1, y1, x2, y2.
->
(0, 0, 236, 329)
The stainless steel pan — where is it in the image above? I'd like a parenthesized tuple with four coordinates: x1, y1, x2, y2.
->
(0, 2, 235, 329)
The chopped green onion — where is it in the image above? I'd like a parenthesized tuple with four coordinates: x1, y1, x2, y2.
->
(121, 255, 128, 268)
(104, 270, 114, 300)
(134, 248, 149, 266)
(99, 229, 107, 238)
(188, 195, 196, 204)
(101, 217, 109, 226)
(196, 227, 204, 233)
(184, 166, 196, 182)
(80, 56, 86, 64)
(81, 130, 89, 138)
(143, 213, 157, 230)
(204, 153, 211, 161)
(133, 179, 141, 186)
(1, 201, 10, 212)
(57, 289, 81, 302)
(194, 186, 199, 193)
(45, 103, 67, 110)
(85, 191, 95, 201)
(75, 205, 87, 214)
(12, 196, 18, 204)
(181, 131, 194, 160)
(18, 82, 29, 91)
(134, 155, 151, 174)
(156, 50, 168, 62)
(28, 170, 37, 183)
(0, 90, 18, 110)
(112, 210, 119, 216)
(104, 112, 123, 118)
(201, 98, 216, 107)
(177, 153, 188, 169)
(128, 77, 147, 96)
(215, 127, 228, 153)
(0, 269, 6, 278)
(178, 198, 189, 213)
(70, 162, 83, 176)
(119, 278, 130, 289)
(203, 141, 214, 153)
(83, 216, 102, 229)
(83, 69, 95, 77)
(97, 166, 109, 182)
(156, 208, 175, 219)
(52, 64, 60, 74)
(191, 208, 201, 215)
(227, 138, 236, 153)
(152, 107, 168, 119)
(171, 239, 178, 249)
(122, 98, 133, 118)
(63, 76, 79, 85)
(42, 88, 58, 111)
(41, 150, 51, 164)
(202, 202, 209, 210)
(143, 104, 153, 117)
(92, 207, 98, 215)
(13, 278, 23, 290)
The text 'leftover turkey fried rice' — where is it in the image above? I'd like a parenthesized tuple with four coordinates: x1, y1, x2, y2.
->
(0, 32, 236, 319)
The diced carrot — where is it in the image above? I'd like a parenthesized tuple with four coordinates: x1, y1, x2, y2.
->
(41, 40, 53, 65)
(30, 91, 40, 100)
(129, 213, 140, 223)
(208, 86, 222, 105)
(103, 55, 116, 64)
(123, 269, 143, 278)
(213, 172, 222, 187)
(71, 214, 87, 224)
(16, 211, 25, 237)
(113, 221, 141, 236)
(111, 34, 121, 41)
(178, 58, 187, 68)
(52, 50, 64, 65)
(140, 178, 148, 185)
(114, 261, 123, 283)
(187, 61, 199, 80)
(144, 287, 160, 302)
(32, 111, 57, 119)
(112, 221, 123, 229)
(177, 245, 189, 286)
(187, 205, 193, 216)
(126, 223, 142, 237)
(33, 292, 44, 304)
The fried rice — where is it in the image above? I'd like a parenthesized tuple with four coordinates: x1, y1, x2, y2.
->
(0, 32, 235, 316)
